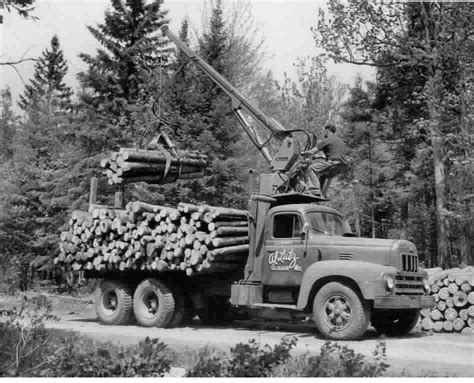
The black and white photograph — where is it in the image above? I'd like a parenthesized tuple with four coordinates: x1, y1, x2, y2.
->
(0, 0, 472, 378)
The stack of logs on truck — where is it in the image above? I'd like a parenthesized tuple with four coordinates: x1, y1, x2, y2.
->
(56, 202, 249, 277)
(421, 267, 474, 334)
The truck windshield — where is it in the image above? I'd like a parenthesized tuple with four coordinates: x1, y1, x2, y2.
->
(306, 212, 352, 236)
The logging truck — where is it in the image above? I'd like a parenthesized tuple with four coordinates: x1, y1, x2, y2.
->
(69, 27, 435, 340)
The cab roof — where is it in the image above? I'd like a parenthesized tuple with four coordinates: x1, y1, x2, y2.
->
(269, 203, 342, 216)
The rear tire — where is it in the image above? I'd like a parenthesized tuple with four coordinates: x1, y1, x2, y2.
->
(372, 309, 420, 336)
(96, 280, 133, 325)
(169, 288, 186, 327)
(313, 281, 369, 340)
(133, 278, 175, 327)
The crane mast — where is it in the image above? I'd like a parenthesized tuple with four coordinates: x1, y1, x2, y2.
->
(161, 26, 302, 171)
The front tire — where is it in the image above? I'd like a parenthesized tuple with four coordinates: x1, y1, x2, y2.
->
(371, 309, 420, 336)
(96, 280, 133, 325)
(133, 278, 175, 327)
(313, 281, 370, 340)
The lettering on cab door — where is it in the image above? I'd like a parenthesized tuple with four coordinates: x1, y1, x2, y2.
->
(268, 249, 302, 272)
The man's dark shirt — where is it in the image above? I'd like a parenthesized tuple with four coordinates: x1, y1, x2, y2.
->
(316, 135, 347, 162)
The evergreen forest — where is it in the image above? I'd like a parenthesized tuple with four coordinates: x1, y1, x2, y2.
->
(0, 0, 472, 291)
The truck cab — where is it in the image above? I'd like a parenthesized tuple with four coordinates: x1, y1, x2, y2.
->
(230, 174, 434, 340)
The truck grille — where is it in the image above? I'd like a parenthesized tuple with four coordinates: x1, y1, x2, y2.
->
(395, 273, 424, 295)
(401, 253, 418, 272)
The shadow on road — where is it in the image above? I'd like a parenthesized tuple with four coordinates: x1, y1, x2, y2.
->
(61, 315, 432, 342)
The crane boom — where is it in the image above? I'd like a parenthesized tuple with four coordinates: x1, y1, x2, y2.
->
(162, 26, 300, 165)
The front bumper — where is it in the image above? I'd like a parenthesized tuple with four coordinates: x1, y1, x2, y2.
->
(373, 295, 435, 309)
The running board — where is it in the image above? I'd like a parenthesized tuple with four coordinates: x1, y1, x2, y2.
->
(250, 303, 301, 311)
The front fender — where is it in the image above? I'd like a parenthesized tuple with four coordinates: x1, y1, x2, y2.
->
(296, 260, 397, 310)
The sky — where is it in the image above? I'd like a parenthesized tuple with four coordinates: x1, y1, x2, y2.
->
(0, 0, 374, 107)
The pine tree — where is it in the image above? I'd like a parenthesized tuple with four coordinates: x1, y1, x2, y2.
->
(78, 0, 171, 138)
(18, 35, 72, 114)
(0, 88, 16, 160)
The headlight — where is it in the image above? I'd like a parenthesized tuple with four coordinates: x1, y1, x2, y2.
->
(423, 279, 430, 293)
(384, 275, 395, 291)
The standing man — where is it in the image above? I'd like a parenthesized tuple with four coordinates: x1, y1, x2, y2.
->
(301, 124, 347, 197)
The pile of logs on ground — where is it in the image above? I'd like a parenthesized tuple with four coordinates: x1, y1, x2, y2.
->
(101, 148, 207, 185)
(55, 202, 249, 276)
(420, 267, 474, 334)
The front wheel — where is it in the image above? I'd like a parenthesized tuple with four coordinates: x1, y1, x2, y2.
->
(133, 278, 175, 327)
(96, 280, 133, 325)
(313, 281, 370, 340)
(371, 309, 420, 336)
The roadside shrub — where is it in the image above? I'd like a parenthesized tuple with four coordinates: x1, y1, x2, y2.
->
(272, 341, 390, 377)
(0, 295, 171, 377)
(0, 295, 57, 376)
(185, 346, 229, 377)
(187, 336, 297, 377)
(229, 336, 297, 377)
(44, 336, 171, 377)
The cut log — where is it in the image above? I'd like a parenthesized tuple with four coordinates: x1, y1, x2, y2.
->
(207, 220, 247, 231)
(128, 201, 164, 214)
(460, 283, 471, 293)
(461, 327, 473, 335)
(445, 297, 454, 308)
(468, 306, 474, 317)
(208, 244, 249, 257)
(455, 274, 470, 286)
(442, 321, 453, 332)
(447, 283, 459, 295)
(453, 291, 468, 307)
(430, 284, 440, 294)
(467, 292, 474, 305)
(459, 309, 469, 321)
(211, 236, 249, 248)
(211, 226, 249, 237)
(468, 317, 474, 329)
(438, 287, 449, 300)
(421, 317, 434, 331)
(178, 203, 200, 213)
(432, 321, 443, 332)
(420, 308, 431, 318)
(452, 318, 465, 332)
(444, 307, 458, 322)
(190, 250, 202, 266)
(436, 301, 446, 312)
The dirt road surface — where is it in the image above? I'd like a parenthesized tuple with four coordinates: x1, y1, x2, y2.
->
(45, 313, 474, 377)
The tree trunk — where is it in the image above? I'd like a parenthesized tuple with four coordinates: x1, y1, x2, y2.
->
(429, 112, 448, 268)
(400, 200, 408, 240)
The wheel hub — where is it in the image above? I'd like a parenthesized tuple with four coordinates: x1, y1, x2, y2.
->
(324, 295, 352, 331)
(143, 293, 159, 316)
(103, 291, 118, 313)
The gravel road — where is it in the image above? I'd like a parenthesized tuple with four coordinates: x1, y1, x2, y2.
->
(45, 314, 474, 377)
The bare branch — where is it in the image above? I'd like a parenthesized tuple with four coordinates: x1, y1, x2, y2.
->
(1, 55, 37, 85)
(0, 57, 38, 66)
(5, 63, 27, 85)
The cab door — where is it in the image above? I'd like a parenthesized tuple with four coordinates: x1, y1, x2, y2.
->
(262, 212, 307, 286)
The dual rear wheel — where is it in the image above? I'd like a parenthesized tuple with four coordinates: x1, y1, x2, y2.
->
(95, 278, 192, 327)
